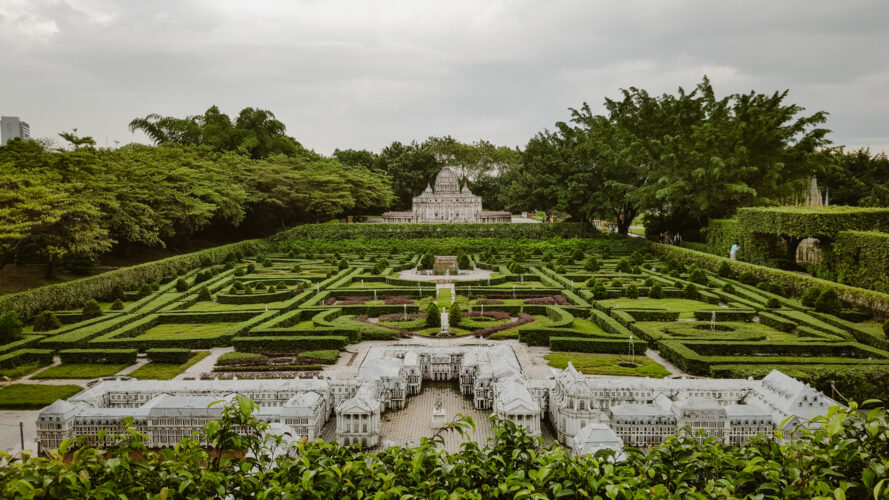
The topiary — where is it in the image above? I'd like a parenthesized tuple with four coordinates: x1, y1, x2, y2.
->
(150, 282, 160, 291)
(669, 270, 680, 278)
(108, 285, 125, 302)
(585, 278, 597, 288)
(616, 258, 631, 273)
(883, 319, 889, 338)
(571, 248, 584, 261)
(244, 285, 254, 295)
(649, 284, 664, 299)
(722, 283, 735, 294)
(717, 261, 733, 278)
(554, 265, 566, 274)
(739, 272, 757, 285)
(246, 263, 256, 274)
(592, 283, 608, 300)
(175, 278, 189, 292)
(33, 310, 61, 332)
(584, 257, 600, 272)
(197, 286, 212, 301)
(801, 287, 821, 308)
(426, 303, 441, 328)
(642, 277, 654, 287)
(814, 289, 842, 315)
(262, 258, 273, 268)
(610, 279, 622, 288)
(683, 283, 699, 300)
(138, 283, 153, 298)
(266, 285, 275, 293)
(765, 297, 781, 309)
(689, 269, 708, 285)
(82, 299, 102, 319)
(626, 284, 639, 299)
(0, 311, 23, 342)
(291, 264, 302, 273)
(449, 304, 462, 327)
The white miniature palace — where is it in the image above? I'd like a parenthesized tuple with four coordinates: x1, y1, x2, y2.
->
(36, 345, 839, 455)
(382, 167, 511, 223)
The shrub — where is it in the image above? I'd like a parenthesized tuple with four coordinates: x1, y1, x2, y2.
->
(584, 257, 600, 272)
(246, 263, 256, 273)
(449, 304, 462, 327)
(419, 253, 435, 270)
(610, 279, 622, 287)
(197, 286, 212, 301)
(592, 283, 608, 300)
(649, 284, 664, 299)
(262, 258, 273, 268)
(111, 299, 125, 311)
(0, 311, 23, 342)
(626, 284, 639, 299)
(138, 283, 153, 298)
(722, 283, 735, 293)
(766, 297, 781, 309)
(291, 264, 302, 272)
(642, 277, 654, 287)
(244, 285, 254, 295)
(883, 319, 889, 337)
(425, 303, 441, 328)
(553, 265, 566, 274)
(717, 261, 733, 278)
(801, 286, 821, 307)
(81, 299, 102, 319)
(814, 289, 842, 315)
(175, 278, 189, 292)
(150, 282, 160, 291)
(457, 254, 470, 269)
(108, 285, 125, 301)
(233, 281, 245, 291)
(689, 269, 708, 285)
(616, 258, 631, 273)
(32, 311, 61, 332)
(683, 283, 699, 300)
(739, 271, 757, 285)
(669, 270, 680, 278)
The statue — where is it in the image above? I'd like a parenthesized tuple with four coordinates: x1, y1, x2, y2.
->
(434, 395, 444, 411)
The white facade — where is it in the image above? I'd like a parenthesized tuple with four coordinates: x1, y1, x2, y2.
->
(36, 348, 840, 455)
(382, 167, 511, 223)
(1, 116, 30, 145)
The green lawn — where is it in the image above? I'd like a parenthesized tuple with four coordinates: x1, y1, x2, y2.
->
(187, 301, 285, 312)
(218, 352, 267, 363)
(128, 351, 211, 380)
(544, 352, 670, 378)
(0, 362, 49, 380)
(299, 350, 339, 364)
(33, 363, 129, 379)
(571, 318, 607, 334)
(857, 321, 887, 337)
(489, 315, 552, 339)
(0, 384, 84, 409)
(437, 287, 452, 306)
(598, 298, 715, 318)
(135, 322, 240, 340)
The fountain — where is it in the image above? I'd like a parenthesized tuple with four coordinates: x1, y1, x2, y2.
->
(520, 275, 524, 285)
(711, 311, 717, 331)
(361, 279, 364, 287)
(512, 285, 516, 300)
(445, 269, 450, 284)
(373, 290, 377, 301)
(315, 283, 319, 294)
(403, 303, 408, 321)
(480, 303, 484, 314)
(487, 277, 490, 286)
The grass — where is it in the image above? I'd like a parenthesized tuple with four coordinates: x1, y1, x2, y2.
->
(187, 302, 285, 311)
(0, 362, 49, 380)
(437, 287, 452, 306)
(571, 318, 607, 334)
(489, 315, 552, 339)
(597, 298, 716, 319)
(299, 350, 339, 364)
(218, 352, 267, 363)
(855, 321, 887, 338)
(544, 352, 670, 378)
(128, 351, 211, 380)
(33, 363, 129, 379)
(135, 322, 240, 340)
(0, 384, 84, 409)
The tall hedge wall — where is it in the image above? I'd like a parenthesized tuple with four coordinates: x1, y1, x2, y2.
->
(0, 239, 266, 318)
(737, 206, 889, 238)
(832, 231, 889, 293)
(271, 223, 599, 241)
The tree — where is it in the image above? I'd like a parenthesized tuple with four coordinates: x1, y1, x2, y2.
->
(58, 129, 97, 150)
(816, 147, 889, 207)
(81, 299, 102, 319)
(33, 310, 61, 332)
(449, 304, 462, 327)
(426, 303, 441, 328)
(0, 311, 23, 342)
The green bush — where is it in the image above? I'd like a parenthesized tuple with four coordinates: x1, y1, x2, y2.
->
(739, 271, 756, 285)
(583, 257, 600, 272)
(549, 336, 645, 354)
(689, 269, 708, 285)
(108, 285, 125, 301)
(683, 283, 699, 300)
(883, 320, 889, 337)
(419, 253, 435, 270)
(801, 286, 822, 307)
(722, 283, 735, 293)
(426, 303, 441, 328)
(642, 277, 654, 287)
(111, 299, 124, 310)
(60, 348, 138, 364)
(146, 348, 192, 364)
(175, 278, 189, 292)
(32, 311, 61, 332)
(150, 282, 160, 291)
(197, 286, 212, 301)
(0, 311, 23, 342)
(626, 284, 639, 299)
(81, 299, 102, 320)
(717, 261, 733, 278)
(649, 284, 664, 299)
(449, 304, 462, 327)
(766, 297, 781, 309)
(814, 289, 842, 315)
(138, 283, 153, 298)
(592, 283, 608, 300)
(616, 258, 631, 273)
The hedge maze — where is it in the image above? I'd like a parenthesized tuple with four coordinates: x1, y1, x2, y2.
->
(2, 223, 889, 402)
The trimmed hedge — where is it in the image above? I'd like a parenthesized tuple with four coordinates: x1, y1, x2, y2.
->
(833, 230, 889, 293)
(146, 348, 192, 364)
(757, 311, 797, 332)
(0, 349, 54, 368)
(693, 309, 756, 322)
(549, 336, 646, 354)
(272, 223, 600, 242)
(232, 335, 348, 352)
(59, 348, 138, 364)
(737, 206, 889, 238)
(0, 239, 266, 318)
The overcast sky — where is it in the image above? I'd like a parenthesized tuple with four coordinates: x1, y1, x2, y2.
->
(1, 0, 888, 154)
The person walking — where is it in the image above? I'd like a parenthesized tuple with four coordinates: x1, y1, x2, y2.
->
(674, 232, 682, 245)
(730, 241, 739, 260)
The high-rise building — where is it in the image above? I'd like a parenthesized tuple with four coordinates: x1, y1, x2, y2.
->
(1, 116, 31, 145)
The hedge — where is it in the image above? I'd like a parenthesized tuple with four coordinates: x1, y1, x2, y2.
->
(737, 206, 889, 238)
(832, 230, 889, 293)
(757, 311, 797, 332)
(0, 239, 266, 318)
(232, 335, 348, 352)
(146, 348, 192, 364)
(616, 309, 680, 322)
(550, 336, 645, 354)
(650, 244, 889, 317)
(518, 327, 600, 346)
(272, 223, 600, 242)
(0, 349, 54, 368)
(59, 348, 138, 364)
(692, 309, 755, 322)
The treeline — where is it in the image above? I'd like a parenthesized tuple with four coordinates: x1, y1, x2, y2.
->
(0, 138, 392, 276)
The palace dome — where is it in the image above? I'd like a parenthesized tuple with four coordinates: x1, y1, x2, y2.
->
(433, 167, 461, 194)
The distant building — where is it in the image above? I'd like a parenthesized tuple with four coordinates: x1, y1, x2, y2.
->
(383, 167, 511, 223)
(1, 116, 30, 145)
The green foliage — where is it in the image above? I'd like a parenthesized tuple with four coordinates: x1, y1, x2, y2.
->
(738, 205, 889, 238)
(717, 260, 733, 278)
(833, 230, 889, 293)
(81, 299, 102, 320)
(0, 384, 83, 409)
(175, 278, 189, 292)
(138, 283, 153, 298)
(683, 283, 699, 300)
(0, 311, 23, 342)
(883, 319, 889, 337)
(689, 268, 708, 285)
(449, 303, 462, 327)
(592, 283, 608, 300)
(583, 256, 599, 272)
(108, 285, 125, 301)
(722, 282, 735, 293)
(801, 286, 821, 307)
(739, 271, 757, 285)
(649, 283, 664, 299)
(197, 285, 212, 301)
(626, 283, 639, 299)
(766, 297, 781, 309)
(426, 303, 441, 328)
(418, 252, 435, 270)
(145, 348, 192, 364)
(814, 288, 842, 315)
(33, 310, 61, 332)
(60, 348, 138, 364)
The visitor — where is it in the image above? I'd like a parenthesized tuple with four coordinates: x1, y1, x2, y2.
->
(730, 241, 739, 260)
(674, 232, 682, 245)
(664, 233, 673, 245)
